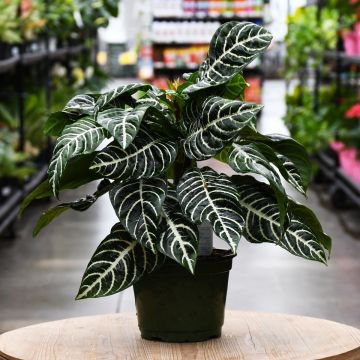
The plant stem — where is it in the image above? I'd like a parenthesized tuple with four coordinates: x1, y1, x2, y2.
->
(173, 149, 193, 185)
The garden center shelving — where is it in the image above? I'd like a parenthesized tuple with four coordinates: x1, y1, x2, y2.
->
(0, 40, 91, 238)
(316, 50, 360, 208)
(149, 0, 265, 103)
(287, 0, 360, 210)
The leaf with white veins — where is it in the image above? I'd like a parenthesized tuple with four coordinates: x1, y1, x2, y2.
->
(183, 96, 262, 160)
(177, 167, 244, 253)
(76, 223, 161, 299)
(97, 105, 148, 149)
(109, 178, 167, 253)
(185, 22, 272, 93)
(48, 117, 106, 195)
(63, 94, 96, 116)
(159, 189, 199, 274)
(228, 141, 287, 228)
(95, 83, 152, 113)
(90, 127, 178, 180)
(232, 175, 329, 264)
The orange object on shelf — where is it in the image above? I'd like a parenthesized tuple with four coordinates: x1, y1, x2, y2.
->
(244, 76, 261, 103)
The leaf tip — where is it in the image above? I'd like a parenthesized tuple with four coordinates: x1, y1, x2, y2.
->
(75, 291, 85, 300)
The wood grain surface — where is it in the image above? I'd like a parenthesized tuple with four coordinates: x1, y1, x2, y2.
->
(0, 311, 360, 360)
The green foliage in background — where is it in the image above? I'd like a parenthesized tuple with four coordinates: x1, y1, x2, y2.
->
(327, 0, 359, 29)
(284, 86, 339, 154)
(285, 6, 338, 80)
(0, 1, 21, 44)
(77, 0, 120, 29)
(0, 0, 120, 45)
(0, 129, 34, 181)
(47, 0, 76, 40)
(284, 85, 359, 155)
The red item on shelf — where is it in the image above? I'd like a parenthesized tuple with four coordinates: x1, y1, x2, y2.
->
(331, 141, 360, 185)
(20, 0, 33, 17)
(244, 77, 261, 103)
(345, 103, 360, 119)
(339, 147, 360, 185)
(342, 31, 357, 55)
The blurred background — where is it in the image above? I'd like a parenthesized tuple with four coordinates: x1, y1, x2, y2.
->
(0, 0, 359, 334)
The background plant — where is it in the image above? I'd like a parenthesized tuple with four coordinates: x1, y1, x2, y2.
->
(46, 0, 76, 41)
(284, 85, 343, 155)
(285, 6, 337, 80)
(77, 0, 120, 30)
(0, 0, 21, 44)
(23, 22, 331, 300)
(0, 129, 34, 181)
(20, 0, 46, 42)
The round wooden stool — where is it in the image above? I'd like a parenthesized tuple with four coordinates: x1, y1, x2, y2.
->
(1, 311, 359, 359)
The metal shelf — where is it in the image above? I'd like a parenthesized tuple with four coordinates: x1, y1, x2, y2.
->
(153, 15, 263, 23)
(49, 47, 68, 61)
(325, 50, 360, 65)
(68, 44, 86, 56)
(154, 64, 261, 73)
(0, 55, 20, 74)
(24, 164, 48, 194)
(333, 169, 360, 207)
(21, 51, 47, 66)
(153, 42, 209, 46)
(0, 39, 91, 237)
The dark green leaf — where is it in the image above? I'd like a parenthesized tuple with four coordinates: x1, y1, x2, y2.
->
(232, 175, 329, 264)
(183, 96, 262, 160)
(177, 167, 244, 253)
(159, 189, 199, 273)
(90, 127, 178, 180)
(185, 22, 272, 93)
(44, 112, 74, 136)
(109, 178, 167, 253)
(33, 180, 113, 236)
(20, 153, 101, 215)
(48, 117, 106, 195)
(76, 223, 161, 299)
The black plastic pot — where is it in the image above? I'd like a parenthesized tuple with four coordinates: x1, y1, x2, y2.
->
(133, 249, 235, 342)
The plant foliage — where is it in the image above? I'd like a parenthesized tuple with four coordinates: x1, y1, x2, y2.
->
(23, 22, 331, 299)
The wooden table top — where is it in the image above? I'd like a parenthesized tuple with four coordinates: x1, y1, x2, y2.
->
(0, 311, 360, 360)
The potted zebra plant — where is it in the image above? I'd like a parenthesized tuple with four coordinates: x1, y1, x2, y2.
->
(22, 21, 331, 343)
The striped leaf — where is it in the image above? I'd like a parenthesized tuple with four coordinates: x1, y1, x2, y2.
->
(97, 105, 149, 149)
(183, 96, 262, 160)
(138, 97, 179, 138)
(20, 153, 101, 215)
(159, 189, 199, 274)
(44, 112, 75, 136)
(48, 117, 106, 195)
(228, 142, 287, 228)
(265, 136, 311, 194)
(76, 223, 161, 299)
(95, 83, 152, 112)
(109, 178, 167, 253)
(177, 167, 244, 253)
(63, 94, 96, 116)
(232, 175, 329, 264)
(184, 22, 272, 93)
(33, 180, 113, 237)
(238, 127, 312, 194)
(90, 127, 178, 180)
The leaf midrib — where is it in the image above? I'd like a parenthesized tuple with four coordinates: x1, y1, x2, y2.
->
(239, 195, 325, 259)
(163, 210, 194, 273)
(77, 240, 136, 299)
(199, 172, 236, 251)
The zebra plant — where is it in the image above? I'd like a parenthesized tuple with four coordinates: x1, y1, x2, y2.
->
(22, 22, 331, 300)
